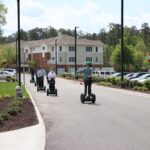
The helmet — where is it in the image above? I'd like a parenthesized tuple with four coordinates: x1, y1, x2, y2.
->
(85, 61, 92, 67)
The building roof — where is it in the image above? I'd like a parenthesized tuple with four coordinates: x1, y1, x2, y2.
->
(24, 34, 105, 48)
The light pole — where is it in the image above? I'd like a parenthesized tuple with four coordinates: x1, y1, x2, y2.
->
(55, 39, 58, 75)
(121, 0, 124, 86)
(74, 26, 79, 75)
(17, 0, 21, 86)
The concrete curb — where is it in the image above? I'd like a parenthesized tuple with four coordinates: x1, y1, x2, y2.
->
(0, 87, 46, 150)
(25, 86, 46, 150)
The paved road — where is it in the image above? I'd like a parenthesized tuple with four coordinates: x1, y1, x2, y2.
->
(24, 74, 150, 150)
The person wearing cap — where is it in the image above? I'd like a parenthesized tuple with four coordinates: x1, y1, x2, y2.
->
(81, 61, 93, 97)
(47, 70, 56, 92)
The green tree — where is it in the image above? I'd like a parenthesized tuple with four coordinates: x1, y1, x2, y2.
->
(27, 60, 35, 69)
(103, 46, 113, 67)
(0, 45, 16, 67)
(0, 3, 7, 40)
(134, 51, 145, 71)
(111, 44, 135, 71)
(141, 23, 150, 49)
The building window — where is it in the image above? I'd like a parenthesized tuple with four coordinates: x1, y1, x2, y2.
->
(86, 46, 92, 52)
(86, 57, 92, 62)
(42, 46, 45, 50)
(96, 47, 98, 52)
(59, 46, 62, 51)
(25, 49, 28, 53)
(52, 57, 55, 61)
(52, 46, 54, 52)
(69, 57, 75, 62)
(59, 57, 62, 62)
(96, 57, 98, 62)
(69, 46, 75, 51)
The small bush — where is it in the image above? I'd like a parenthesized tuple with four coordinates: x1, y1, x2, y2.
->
(0, 116, 4, 124)
(7, 105, 22, 116)
(128, 80, 139, 88)
(144, 79, 150, 90)
(0, 112, 8, 121)
(75, 74, 82, 80)
(142, 86, 148, 91)
(92, 76, 106, 83)
(98, 82, 112, 87)
(106, 77, 117, 85)
(133, 86, 140, 91)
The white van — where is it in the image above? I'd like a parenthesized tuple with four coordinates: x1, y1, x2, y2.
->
(93, 68, 115, 78)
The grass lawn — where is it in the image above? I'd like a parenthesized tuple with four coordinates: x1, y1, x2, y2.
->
(0, 82, 29, 98)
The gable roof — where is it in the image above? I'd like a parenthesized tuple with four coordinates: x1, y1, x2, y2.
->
(24, 34, 105, 48)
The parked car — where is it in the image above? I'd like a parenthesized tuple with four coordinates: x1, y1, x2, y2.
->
(128, 72, 147, 80)
(4, 68, 16, 75)
(0, 70, 15, 80)
(138, 76, 150, 83)
(124, 73, 134, 79)
(130, 73, 150, 82)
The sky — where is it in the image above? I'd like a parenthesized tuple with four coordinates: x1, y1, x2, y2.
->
(1, 0, 150, 36)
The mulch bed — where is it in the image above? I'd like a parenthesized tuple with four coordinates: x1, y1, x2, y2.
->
(0, 97, 39, 132)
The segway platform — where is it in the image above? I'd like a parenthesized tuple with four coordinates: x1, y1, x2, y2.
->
(37, 86, 46, 92)
(80, 93, 96, 104)
(47, 88, 57, 96)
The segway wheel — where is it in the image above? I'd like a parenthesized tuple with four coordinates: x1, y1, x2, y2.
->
(35, 83, 36, 86)
(44, 86, 46, 92)
(80, 93, 85, 103)
(37, 87, 39, 92)
(91, 94, 96, 103)
(55, 89, 57, 96)
(47, 89, 49, 96)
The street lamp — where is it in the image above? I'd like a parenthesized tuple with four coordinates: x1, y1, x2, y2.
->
(55, 39, 58, 75)
(17, 0, 21, 86)
(121, 0, 124, 86)
(74, 26, 79, 75)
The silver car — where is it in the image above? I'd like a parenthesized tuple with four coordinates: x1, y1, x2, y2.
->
(0, 70, 15, 80)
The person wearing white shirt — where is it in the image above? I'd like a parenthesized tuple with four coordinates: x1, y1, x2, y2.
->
(47, 70, 56, 91)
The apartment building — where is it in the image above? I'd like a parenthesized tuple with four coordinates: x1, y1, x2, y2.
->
(23, 34, 104, 74)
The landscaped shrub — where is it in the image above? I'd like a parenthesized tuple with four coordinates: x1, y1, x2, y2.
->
(98, 82, 112, 87)
(0, 112, 8, 124)
(106, 77, 116, 85)
(5, 77, 11, 82)
(133, 86, 140, 91)
(92, 76, 106, 83)
(75, 74, 83, 80)
(142, 86, 148, 91)
(7, 105, 22, 115)
(129, 80, 144, 88)
(144, 79, 150, 90)
(0, 112, 8, 121)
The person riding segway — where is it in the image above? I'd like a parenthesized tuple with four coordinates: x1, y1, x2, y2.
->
(47, 70, 57, 96)
(30, 68, 35, 83)
(80, 61, 96, 103)
(37, 66, 46, 92)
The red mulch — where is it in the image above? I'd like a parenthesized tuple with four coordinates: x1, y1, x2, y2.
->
(0, 97, 39, 132)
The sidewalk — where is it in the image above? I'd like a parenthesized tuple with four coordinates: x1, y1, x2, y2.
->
(0, 86, 46, 150)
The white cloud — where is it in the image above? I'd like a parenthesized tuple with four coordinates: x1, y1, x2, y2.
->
(2, 0, 150, 36)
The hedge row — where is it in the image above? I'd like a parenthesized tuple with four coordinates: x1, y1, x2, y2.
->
(61, 72, 150, 91)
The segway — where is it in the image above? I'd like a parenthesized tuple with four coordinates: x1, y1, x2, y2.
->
(37, 77, 46, 92)
(47, 79, 57, 96)
(30, 75, 35, 83)
(80, 93, 96, 104)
